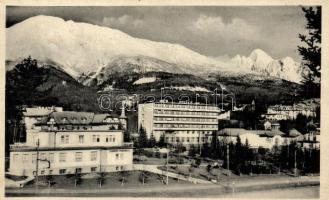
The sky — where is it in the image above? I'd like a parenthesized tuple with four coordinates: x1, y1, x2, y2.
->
(6, 6, 308, 61)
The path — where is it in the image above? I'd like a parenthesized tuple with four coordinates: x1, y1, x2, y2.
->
(133, 164, 211, 184)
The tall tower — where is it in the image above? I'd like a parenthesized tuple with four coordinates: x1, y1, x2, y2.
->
(119, 101, 127, 130)
(251, 99, 256, 112)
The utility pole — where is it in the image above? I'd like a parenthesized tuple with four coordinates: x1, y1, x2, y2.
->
(221, 88, 224, 110)
(226, 143, 230, 176)
(199, 132, 202, 156)
(166, 147, 169, 185)
(35, 139, 40, 191)
(294, 147, 297, 176)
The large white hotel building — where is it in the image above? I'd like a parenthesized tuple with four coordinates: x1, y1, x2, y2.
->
(9, 107, 133, 176)
(138, 101, 221, 147)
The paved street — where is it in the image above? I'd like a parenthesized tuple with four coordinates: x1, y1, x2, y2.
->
(6, 175, 319, 197)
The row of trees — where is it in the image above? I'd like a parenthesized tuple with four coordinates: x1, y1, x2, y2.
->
(189, 132, 319, 175)
(134, 127, 166, 149)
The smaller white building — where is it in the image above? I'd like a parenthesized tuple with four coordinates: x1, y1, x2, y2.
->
(217, 128, 287, 149)
(265, 104, 316, 121)
(297, 130, 320, 149)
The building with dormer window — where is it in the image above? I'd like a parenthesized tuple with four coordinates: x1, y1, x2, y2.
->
(9, 107, 132, 176)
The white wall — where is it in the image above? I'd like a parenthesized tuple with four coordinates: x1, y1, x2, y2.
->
(9, 148, 133, 176)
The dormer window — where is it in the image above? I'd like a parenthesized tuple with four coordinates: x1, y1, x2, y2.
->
(62, 117, 67, 123)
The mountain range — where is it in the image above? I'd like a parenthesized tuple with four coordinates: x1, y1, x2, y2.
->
(6, 15, 306, 84)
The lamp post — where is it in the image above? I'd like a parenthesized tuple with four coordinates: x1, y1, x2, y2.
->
(35, 139, 40, 191)
(161, 88, 164, 102)
(213, 88, 218, 107)
(221, 87, 224, 110)
(225, 94, 235, 111)
(294, 147, 297, 176)
(195, 93, 200, 105)
(218, 84, 227, 110)
(166, 146, 169, 185)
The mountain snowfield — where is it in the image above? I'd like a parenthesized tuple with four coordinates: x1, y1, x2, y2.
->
(6, 15, 305, 83)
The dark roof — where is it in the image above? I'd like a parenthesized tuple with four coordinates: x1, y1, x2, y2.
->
(34, 111, 120, 125)
(217, 128, 284, 137)
(51, 111, 94, 124)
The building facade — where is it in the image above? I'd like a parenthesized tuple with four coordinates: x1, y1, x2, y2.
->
(138, 101, 221, 147)
(217, 128, 291, 149)
(265, 104, 316, 121)
(9, 107, 133, 176)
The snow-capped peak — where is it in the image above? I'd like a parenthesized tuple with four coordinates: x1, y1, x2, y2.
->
(6, 15, 304, 83)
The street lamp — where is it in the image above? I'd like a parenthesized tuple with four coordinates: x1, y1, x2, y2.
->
(218, 84, 228, 110)
(160, 88, 164, 102)
(225, 94, 235, 111)
(195, 93, 200, 105)
(212, 88, 218, 107)
(166, 145, 169, 185)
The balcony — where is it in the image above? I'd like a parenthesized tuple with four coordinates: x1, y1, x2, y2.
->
(10, 143, 31, 150)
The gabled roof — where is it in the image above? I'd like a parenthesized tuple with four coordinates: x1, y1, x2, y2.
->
(23, 109, 54, 117)
(51, 111, 95, 124)
(288, 129, 302, 137)
(92, 114, 109, 124)
(217, 128, 248, 136)
(249, 130, 285, 137)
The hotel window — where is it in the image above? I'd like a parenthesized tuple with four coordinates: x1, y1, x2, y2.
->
(22, 154, 28, 163)
(91, 167, 97, 172)
(13, 154, 19, 162)
(76, 168, 82, 174)
(59, 169, 66, 174)
(116, 153, 119, 160)
(79, 135, 84, 143)
(75, 152, 83, 162)
(32, 154, 37, 163)
(40, 153, 46, 160)
(90, 151, 97, 161)
(49, 170, 53, 175)
(61, 135, 65, 144)
(49, 153, 54, 162)
(65, 135, 69, 144)
(59, 153, 67, 162)
(120, 153, 124, 160)
(93, 135, 100, 143)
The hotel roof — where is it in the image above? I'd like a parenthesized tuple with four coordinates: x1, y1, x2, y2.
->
(217, 128, 285, 137)
(34, 111, 120, 125)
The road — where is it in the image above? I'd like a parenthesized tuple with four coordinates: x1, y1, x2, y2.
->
(6, 175, 319, 197)
(219, 186, 319, 198)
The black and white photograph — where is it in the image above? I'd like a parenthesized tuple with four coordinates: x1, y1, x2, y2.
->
(2, 0, 327, 198)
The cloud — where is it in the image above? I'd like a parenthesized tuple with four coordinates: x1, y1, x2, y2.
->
(190, 15, 260, 40)
(102, 15, 145, 27)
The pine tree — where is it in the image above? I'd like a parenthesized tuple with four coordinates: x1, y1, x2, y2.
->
(157, 133, 166, 147)
(148, 134, 157, 148)
(298, 6, 321, 98)
(210, 131, 219, 159)
(123, 129, 130, 142)
(137, 127, 148, 148)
